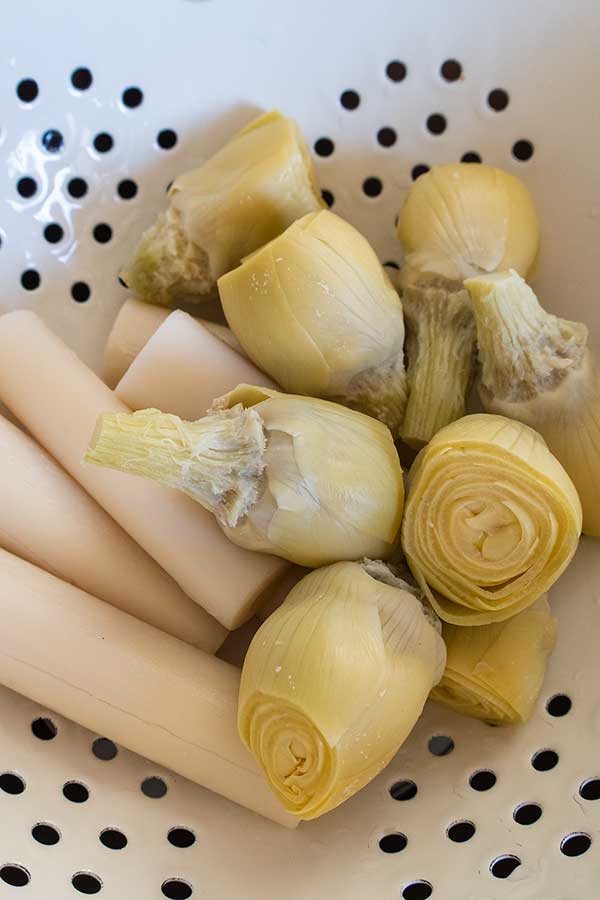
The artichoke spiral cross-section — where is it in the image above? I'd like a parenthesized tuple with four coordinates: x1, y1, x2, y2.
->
(121, 110, 323, 306)
(431, 596, 557, 725)
(84, 385, 405, 568)
(218, 210, 407, 435)
(401, 414, 581, 625)
(238, 561, 446, 819)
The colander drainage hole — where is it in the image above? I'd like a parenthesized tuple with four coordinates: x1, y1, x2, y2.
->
(71, 67, 93, 91)
(93, 223, 112, 244)
(340, 89, 360, 110)
(531, 749, 559, 772)
(411, 164, 430, 181)
(92, 737, 118, 760)
(21, 269, 41, 291)
(446, 821, 475, 842)
(162, 878, 193, 899)
(579, 778, 600, 801)
(426, 114, 446, 135)
(93, 132, 114, 153)
(560, 833, 591, 857)
(428, 735, 454, 756)
(31, 716, 57, 740)
(100, 828, 127, 850)
(63, 780, 89, 803)
(117, 179, 138, 199)
(122, 87, 143, 109)
(314, 137, 334, 157)
(377, 127, 397, 147)
(0, 772, 25, 794)
(490, 855, 521, 878)
(72, 872, 102, 894)
(488, 88, 510, 112)
(16, 78, 38, 102)
(17, 176, 37, 198)
(168, 827, 196, 848)
(512, 139, 534, 162)
(71, 282, 91, 303)
(158, 129, 178, 150)
(0, 865, 30, 887)
(440, 59, 462, 81)
(378, 832, 407, 853)
(461, 151, 482, 163)
(44, 223, 64, 244)
(513, 802, 542, 825)
(32, 823, 60, 845)
(401, 880, 432, 899)
(469, 769, 496, 791)
(141, 776, 168, 798)
(68, 177, 88, 198)
(390, 779, 418, 801)
(386, 60, 407, 82)
(546, 693, 571, 717)
(363, 177, 383, 198)
(321, 189, 334, 208)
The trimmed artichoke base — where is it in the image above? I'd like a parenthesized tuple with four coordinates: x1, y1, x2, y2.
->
(120, 207, 213, 306)
(335, 353, 408, 436)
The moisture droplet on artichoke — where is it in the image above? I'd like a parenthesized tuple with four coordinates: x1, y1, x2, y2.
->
(401, 413, 581, 625)
(121, 110, 323, 306)
(466, 268, 600, 536)
(218, 210, 407, 435)
(84, 385, 405, 567)
(431, 596, 557, 725)
(238, 560, 446, 819)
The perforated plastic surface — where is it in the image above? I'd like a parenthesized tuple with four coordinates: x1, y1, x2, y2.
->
(1, 1, 599, 897)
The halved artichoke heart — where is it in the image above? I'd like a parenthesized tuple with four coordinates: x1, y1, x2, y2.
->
(431, 596, 557, 725)
(121, 110, 323, 305)
(401, 413, 582, 625)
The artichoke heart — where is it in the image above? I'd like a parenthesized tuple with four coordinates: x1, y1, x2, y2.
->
(218, 210, 407, 434)
(238, 560, 446, 819)
(84, 385, 404, 568)
(397, 163, 539, 285)
(431, 596, 557, 725)
(466, 269, 600, 536)
(401, 413, 581, 625)
(395, 163, 539, 445)
(121, 110, 323, 306)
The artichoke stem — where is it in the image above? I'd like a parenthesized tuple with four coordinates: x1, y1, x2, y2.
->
(85, 405, 266, 528)
(401, 277, 476, 449)
(466, 269, 588, 403)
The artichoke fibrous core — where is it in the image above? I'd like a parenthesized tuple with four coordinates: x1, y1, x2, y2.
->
(216, 385, 405, 566)
(218, 210, 407, 435)
(401, 413, 582, 625)
(466, 269, 600, 537)
(121, 110, 323, 306)
(397, 163, 539, 285)
(431, 596, 557, 725)
(400, 276, 476, 448)
(238, 561, 446, 819)
(84, 385, 405, 569)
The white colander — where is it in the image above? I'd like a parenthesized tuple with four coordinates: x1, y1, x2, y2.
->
(1, 1, 599, 897)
